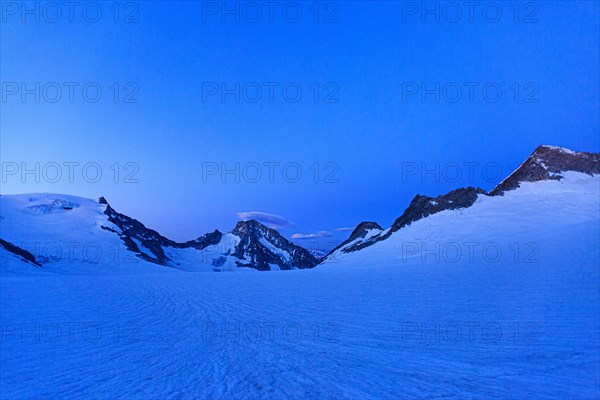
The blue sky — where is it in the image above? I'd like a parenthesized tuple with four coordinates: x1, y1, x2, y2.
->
(1, 1, 599, 249)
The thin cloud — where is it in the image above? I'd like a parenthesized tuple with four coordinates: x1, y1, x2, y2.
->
(291, 231, 334, 239)
(236, 211, 293, 229)
(335, 227, 355, 232)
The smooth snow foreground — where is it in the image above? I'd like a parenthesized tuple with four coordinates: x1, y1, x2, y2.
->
(1, 173, 599, 399)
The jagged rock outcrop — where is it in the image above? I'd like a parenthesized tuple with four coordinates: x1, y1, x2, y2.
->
(489, 145, 600, 196)
(175, 230, 223, 250)
(381, 187, 486, 239)
(102, 202, 177, 265)
(346, 222, 384, 242)
(327, 222, 384, 255)
(0, 238, 42, 267)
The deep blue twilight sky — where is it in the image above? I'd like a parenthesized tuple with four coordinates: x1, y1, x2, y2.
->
(1, 1, 599, 249)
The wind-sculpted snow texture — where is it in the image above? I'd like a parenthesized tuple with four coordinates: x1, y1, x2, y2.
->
(1, 197, 598, 398)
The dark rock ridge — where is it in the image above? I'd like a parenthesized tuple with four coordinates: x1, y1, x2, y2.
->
(331, 188, 485, 255)
(381, 187, 486, 239)
(175, 230, 223, 250)
(346, 222, 384, 242)
(231, 220, 319, 271)
(101, 202, 178, 265)
(489, 145, 600, 196)
(327, 222, 383, 255)
(0, 238, 42, 267)
(99, 198, 317, 271)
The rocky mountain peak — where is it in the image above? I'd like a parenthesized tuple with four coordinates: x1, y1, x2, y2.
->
(347, 222, 383, 242)
(384, 186, 486, 237)
(231, 219, 272, 237)
(230, 219, 318, 271)
(326, 222, 384, 256)
(489, 145, 600, 195)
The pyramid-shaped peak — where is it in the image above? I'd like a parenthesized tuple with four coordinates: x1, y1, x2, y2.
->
(232, 219, 273, 236)
(347, 222, 383, 242)
(490, 145, 599, 195)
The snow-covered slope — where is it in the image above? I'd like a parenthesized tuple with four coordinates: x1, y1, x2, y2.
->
(1, 190, 598, 397)
(0, 194, 318, 274)
(325, 171, 599, 268)
(325, 145, 600, 265)
(0, 194, 168, 275)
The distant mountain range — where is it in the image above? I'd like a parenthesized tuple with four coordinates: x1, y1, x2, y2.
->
(0, 195, 319, 273)
(1, 145, 598, 273)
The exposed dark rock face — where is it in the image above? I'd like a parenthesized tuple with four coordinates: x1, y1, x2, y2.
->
(102, 203, 225, 266)
(102, 202, 178, 266)
(173, 230, 223, 250)
(231, 220, 319, 271)
(383, 187, 486, 238)
(0, 238, 42, 267)
(489, 145, 600, 196)
(347, 222, 383, 242)
(327, 222, 383, 255)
